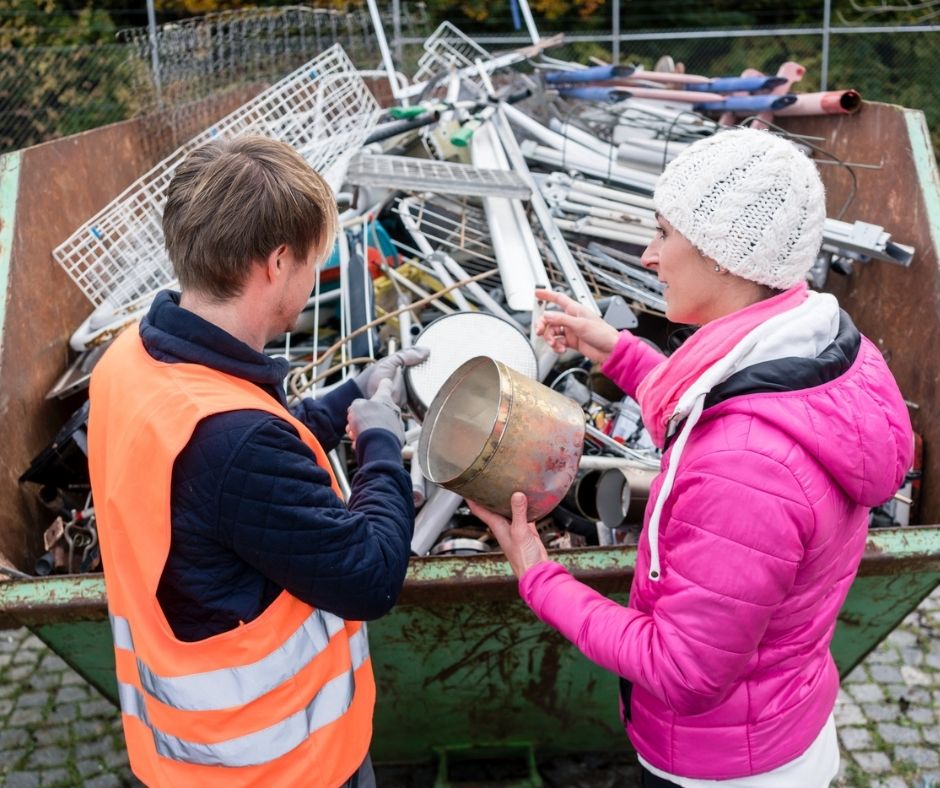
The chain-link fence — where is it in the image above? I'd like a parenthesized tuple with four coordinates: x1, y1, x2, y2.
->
(2, 1, 939, 157)
(0, 3, 431, 157)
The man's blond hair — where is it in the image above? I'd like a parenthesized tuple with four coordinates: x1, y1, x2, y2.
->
(163, 136, 338, 300)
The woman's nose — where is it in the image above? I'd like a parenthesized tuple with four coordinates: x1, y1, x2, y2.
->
(640, 245, 658, 270)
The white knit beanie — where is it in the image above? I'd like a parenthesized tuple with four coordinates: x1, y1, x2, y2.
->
(653, 128, 826, 289)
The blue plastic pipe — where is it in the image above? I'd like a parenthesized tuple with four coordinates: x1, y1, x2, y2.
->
(685, 75, 788, 94)
(693, 94, 797, 113)
(558, 87, 632, 103)
(545, 64, 635, 84)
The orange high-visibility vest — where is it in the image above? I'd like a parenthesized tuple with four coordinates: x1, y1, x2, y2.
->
(88, 329, 375, 788)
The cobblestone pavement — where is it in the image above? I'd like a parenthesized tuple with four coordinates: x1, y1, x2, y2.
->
(1, 586, 939, 787)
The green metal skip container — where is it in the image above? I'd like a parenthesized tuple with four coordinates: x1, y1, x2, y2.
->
(1, 97, 940, 768)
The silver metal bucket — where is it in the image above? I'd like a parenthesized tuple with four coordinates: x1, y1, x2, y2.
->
(417, 356, 585, 520)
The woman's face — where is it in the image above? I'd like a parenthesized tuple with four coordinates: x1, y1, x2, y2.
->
(641, 214, 725, 325)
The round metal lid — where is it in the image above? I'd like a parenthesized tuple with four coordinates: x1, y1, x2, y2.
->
(405, 312, 538, 415)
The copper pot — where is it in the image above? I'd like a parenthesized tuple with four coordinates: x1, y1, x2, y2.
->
(417, 356, 585, 520)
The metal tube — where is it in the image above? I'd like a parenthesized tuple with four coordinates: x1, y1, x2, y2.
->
(146, 0, 163, 108)
(564, 176, 656, 210)
(612, 0, 620, 64)
(425, 253, 473, 312)
(329, 450, 352, 500)
(520, 139, 658, 192)
(366, 0, 404, 101)
(596, 465, 658, 527)
(554, 217, 654, 247)
(470, 121, 547, 312)
(822, 0, 832, 92)
(517, 0, 541, 44)
(493, 106, 601, 315)
(555, 186, 657, 218)
(408, 446, 427, 508)
(411, 487, 463, 555)
(435, 252, 524, 329)
(579, 455, 659, 471)
(392, 0, 402, 63)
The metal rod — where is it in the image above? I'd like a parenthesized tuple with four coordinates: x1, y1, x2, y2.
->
(366, 0, 404, 101)
(493, 106, 600, 315)
(612, 0, 621, 65)
(517, 0, 541, 45)
(392, 0, 403, 64)
(145, 0, 163, 108)
(821, 0, 832, 92)
(435, 253, 524, 329)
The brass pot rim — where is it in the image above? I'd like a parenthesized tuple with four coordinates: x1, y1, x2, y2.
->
(445, 358, 514, 490)
(419, 356, 512, 487)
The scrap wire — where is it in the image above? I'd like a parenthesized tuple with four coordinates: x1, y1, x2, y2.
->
(738, 116, 858, 219)
(287, 267, 500, 400)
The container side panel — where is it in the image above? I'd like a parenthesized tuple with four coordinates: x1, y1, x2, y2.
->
(369, 598, 628, 763)
(783, 105, 940, 524)
(0, 152, 20, 364)
(832, 572, 940, 676)
(32, 620, 119, 704)
(0, 91, 259, 571)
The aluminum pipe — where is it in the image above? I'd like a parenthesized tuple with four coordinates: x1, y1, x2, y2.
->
(595, 466, 659, 528)
(410, 486, 464, 556)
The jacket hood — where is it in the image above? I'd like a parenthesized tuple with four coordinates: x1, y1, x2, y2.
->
(705, 311, 913, 508)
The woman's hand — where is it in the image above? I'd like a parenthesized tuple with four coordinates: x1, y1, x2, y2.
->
(534, 289, 621, 365)
(468, 493, 549, 579)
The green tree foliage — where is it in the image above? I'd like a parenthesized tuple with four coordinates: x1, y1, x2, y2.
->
(1, 0, 146, 152)
(2, 0, 938, 155)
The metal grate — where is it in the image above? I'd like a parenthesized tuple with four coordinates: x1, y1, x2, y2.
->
(53, 44, 381, 310)
(346, 153, 530, 199)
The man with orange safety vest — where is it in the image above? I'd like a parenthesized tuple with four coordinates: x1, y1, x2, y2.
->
(88, 136, 424, 787)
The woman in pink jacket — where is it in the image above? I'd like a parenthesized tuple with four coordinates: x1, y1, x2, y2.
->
(469, 128, 914, 787)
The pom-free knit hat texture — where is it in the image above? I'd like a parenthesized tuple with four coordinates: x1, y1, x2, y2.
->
(653, 127, 826, 289)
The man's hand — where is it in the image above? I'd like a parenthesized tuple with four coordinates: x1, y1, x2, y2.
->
(467, 493, 548, 579)
(354, 347, 430, 406)
(534, 289, 620, 365)
(347, 378, 405, 447)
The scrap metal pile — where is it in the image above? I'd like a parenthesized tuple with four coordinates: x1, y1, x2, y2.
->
(21, 10, 920, 575)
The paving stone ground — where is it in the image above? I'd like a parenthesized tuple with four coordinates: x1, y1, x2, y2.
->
(1, 587, 939, 786)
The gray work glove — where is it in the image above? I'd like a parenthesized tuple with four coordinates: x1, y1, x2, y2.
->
(347, 378, 405, 447)
(353, 347, 430, 406)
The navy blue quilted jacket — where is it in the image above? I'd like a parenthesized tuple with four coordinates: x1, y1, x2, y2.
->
(140, 291, 414, 642)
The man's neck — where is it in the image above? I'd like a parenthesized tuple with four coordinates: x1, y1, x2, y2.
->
(179, 290, 268, 352)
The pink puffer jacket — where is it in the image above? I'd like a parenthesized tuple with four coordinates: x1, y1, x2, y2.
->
(520, 316, 913, 779)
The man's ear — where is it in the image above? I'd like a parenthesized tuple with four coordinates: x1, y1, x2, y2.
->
(264, 244, 290, 282)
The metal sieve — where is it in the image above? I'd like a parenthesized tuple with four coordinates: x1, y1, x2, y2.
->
(405, 312, 538, 418)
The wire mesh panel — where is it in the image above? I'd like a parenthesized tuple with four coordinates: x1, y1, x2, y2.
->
(53, 44, 381, 310)
(413, 21, 492, 83)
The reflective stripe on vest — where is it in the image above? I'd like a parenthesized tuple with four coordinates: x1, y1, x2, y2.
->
(113, 620, 370, 768)
(110, 610, 349, 711)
